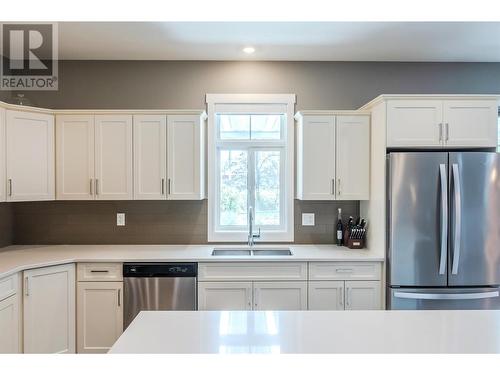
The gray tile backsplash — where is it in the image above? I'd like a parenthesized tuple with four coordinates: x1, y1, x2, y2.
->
(5, 199, 359, 246)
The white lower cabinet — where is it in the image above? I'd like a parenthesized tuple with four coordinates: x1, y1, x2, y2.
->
(0, 294, 21, 353)
(308, 281, 345, 310)
(198, 282, 252, 311)
(344, 281, 381, 310)
(253, 282, 307, 311)
(23, 264, 76, 354)
(77, 281, 123, 353)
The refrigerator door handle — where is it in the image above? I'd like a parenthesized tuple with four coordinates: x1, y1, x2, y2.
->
(394, 291, 499, 300)
(451, 163, 462, 275)
(439, 164, 448, 275)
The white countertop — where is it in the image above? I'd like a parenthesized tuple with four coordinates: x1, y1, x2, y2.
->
(109, 310, 500, 354)
(0, 244, 384, 279)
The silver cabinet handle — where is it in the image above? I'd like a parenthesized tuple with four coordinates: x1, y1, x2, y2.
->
(90, 179, 93, 195)
(331, 179, 335, 196)
(445, 123, 449, 141)
(90, 270, 109, 273)
(254, 288, 259, 309)
(438, 123, 442, 142)
(118, 289, 121, 307)
(168, 178, 171, 195)
(25, 277, 29, 296)
(452, 163, 461, 275)
(339, 287, 344, 307)
(346, 287, 351, 307)
(95, 179, 99, 195)
(394, 291, 499, 300)
(338, 178, 341, 196)
(8, 179, 12, 196)
(247, 288, 252, 308)
(335, 268, 353, 273)
(161, 178, 165, 195)
(438, 164, 448, 275)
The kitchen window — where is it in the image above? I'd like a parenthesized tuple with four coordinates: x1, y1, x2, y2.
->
(206, 94, 296, 242)
(497, 109, 500, 152)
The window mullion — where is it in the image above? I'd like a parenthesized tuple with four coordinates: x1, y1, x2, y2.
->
(248, 147, 256, 231)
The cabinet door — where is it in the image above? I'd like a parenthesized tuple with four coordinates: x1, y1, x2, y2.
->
(6, 110, 55, 201)
(95, 115, 133, 200)
(167, 115, 205, 200)
(296, 116, 335, 200)
(77, 281, 123, 353)
(253, 281, 307, 311)
(198, 282, 252, 311)
(0, 294, 20, 353)
(443, 100, 498, 148)
(336, 115, 370, 200)
(56, 115, 95, 200)
(308, 281, 344, 310)
(0, 108, 5, 202)
(133, 115, 167, 200)
(23, 264, 76, 353)
(344, 281, 381, 310)
(386, 100, 443, 148)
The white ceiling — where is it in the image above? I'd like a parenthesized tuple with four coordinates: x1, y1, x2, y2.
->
(58, 22, 500, 61)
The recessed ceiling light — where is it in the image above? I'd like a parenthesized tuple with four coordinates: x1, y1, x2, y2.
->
(243, 46, 255, 54)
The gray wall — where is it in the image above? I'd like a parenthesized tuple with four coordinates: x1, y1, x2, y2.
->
(2, 60, 500, 247)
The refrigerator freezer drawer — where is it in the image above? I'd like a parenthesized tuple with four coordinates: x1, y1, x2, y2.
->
(388, 288, 500, 310)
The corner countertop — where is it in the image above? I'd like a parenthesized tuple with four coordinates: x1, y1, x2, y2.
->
(109, 310, 500, 353)
(0, 244, 384, 279)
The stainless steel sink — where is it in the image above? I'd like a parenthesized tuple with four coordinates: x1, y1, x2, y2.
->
(252, 249, 293, 256)
(212, 249, 251, 256)
(211, 248, 292, 256)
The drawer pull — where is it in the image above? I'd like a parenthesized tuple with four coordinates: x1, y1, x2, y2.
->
(335, 268, 354, 273)
(90, 270, 109, 273)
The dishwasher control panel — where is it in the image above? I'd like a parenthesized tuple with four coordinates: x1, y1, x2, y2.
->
(123, 263, 198, 278)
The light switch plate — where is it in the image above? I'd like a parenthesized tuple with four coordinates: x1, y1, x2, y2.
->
(117, 213, 126, 226)
(302, 213, 315, 226)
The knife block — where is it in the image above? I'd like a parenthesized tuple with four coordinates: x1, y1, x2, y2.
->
(346, 238, 365, 249)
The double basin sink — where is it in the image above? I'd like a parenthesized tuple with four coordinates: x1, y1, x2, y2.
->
(212, 248, 293, 257)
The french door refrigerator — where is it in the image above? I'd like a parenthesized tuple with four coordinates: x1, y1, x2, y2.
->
(387, 152, 500, 309)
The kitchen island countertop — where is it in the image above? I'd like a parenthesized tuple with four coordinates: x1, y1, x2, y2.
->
(109, 309, 500, 354)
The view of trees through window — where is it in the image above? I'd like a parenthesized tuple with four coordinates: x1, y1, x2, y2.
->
(217, 114, 284, 228)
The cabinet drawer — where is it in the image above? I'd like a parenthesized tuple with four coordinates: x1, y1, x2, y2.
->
(198, 262, 307, 281)
(309, 262, 381, 281)
(0, 273, 18, 302)
(77, 263, 123, 282)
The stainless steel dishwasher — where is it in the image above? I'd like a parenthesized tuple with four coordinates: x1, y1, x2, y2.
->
(123, 263, 197, 329)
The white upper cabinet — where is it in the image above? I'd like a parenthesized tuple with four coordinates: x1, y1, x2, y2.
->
(443, 100, 498, 147)
(6, 110, 55, 201)
(167, 114, 205, 200)
(387, 100, 443, 148)
(95, 115, 133, 200)
(253, 281, 307, 311)
(133, 115, 167, 200)
(387, 98, 498, 148)
(336, 115, 370, 200)
(23, 264, 76, 354)
(0, 108, 5, 202)
(56, 115, 95, 200)
(296, 115, 336, 200)
(296, 113, 370, 201)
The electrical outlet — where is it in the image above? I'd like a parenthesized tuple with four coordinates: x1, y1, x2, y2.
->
(302, 213, 315, 226)
(117, 213, 126, 226)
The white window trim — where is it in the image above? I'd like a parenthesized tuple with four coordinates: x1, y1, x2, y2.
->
(206, 93, 296, 242)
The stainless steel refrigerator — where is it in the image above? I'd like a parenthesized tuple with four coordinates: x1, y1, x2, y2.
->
(387, 152, 500, 309)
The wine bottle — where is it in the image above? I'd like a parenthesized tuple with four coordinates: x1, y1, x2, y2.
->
(336, 208, 343, 246)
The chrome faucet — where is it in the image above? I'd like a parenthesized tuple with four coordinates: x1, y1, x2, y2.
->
(248, 206, 261, 247)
